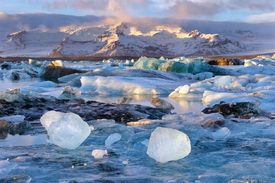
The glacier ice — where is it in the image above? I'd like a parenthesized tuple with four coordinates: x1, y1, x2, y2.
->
(92, 149, 107, 159)
(105, 133, 122, 147)
(80, 76, 183, 95)
(40, 111, 65, 130)
(214, 76, 231, 87)
(40, 111, 91, 149)
(147, 127, 191, 163)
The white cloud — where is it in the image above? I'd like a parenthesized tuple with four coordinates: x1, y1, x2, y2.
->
(245, 12, 275, 23)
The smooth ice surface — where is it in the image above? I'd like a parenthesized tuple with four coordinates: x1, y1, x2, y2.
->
(30, 81, 59, 88)
(214, 76, 231, 87)
(40, 111, 65, 130)
(0, 115, 25, 123)
(147, 127, 191, 163)
(105, 133, 122, 147)
(92, 149, 108, 159)
(40, 111, 91, 149)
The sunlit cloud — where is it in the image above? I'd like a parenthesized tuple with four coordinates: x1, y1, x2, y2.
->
(30, 0, 275, 19)
(245, 12, 275, 23)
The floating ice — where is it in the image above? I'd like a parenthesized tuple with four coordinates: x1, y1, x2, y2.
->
(105, 133, 122, 147)
(147, 127, 191, 163)
(40, 111, 91, 149)
(211, 127, 231, 140)
(92, 149, 107, 159)
(214, 76, 231, 87)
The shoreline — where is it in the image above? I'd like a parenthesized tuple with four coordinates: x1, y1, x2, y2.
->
(0, 52, 273, 63)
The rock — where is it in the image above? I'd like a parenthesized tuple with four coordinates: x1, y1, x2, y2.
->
(148, 98, 174, 110)
(147, 127, 191, 163)
(201, 118, 225, 129)
(0, 120, 8, 130)
(0, 174, 32, 183)
(208, 58, 243, 65)
(119, 97, 132, 104)
(40, 66, 86, 79)
(202, 101, 260, 118)
(8, 121, 32, 135)
(0, 100, 171, 123)
(1, 62, 11, 70)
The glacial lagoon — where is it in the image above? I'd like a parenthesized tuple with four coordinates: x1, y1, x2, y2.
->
(1, 56, 275, 182)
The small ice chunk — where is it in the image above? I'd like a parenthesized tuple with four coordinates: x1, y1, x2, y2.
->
(179, 85, 190, 94)
(119, 63, 124, 69)
(147, 127, 191, 163)
(214, 76, 231, 87)
(92, 149, 107, 159)
(105, 133, 122, 147)
(41, 111, 91, 149)
(0, 115, 25, 123)
(212, 127, 231, 140)
(40, 111, 65, 130)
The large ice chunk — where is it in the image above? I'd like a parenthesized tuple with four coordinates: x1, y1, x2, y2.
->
(179, 85, 190, 94)
(105, 133, 122, 147)
(147, 127, 191, 163)
(40, 111, 91, 149)
(214, 76, 231, 87)
(80, 76, 183, 95)
(40, 111, 65, 130)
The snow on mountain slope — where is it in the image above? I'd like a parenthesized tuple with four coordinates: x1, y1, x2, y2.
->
(50, 23, 247, 58)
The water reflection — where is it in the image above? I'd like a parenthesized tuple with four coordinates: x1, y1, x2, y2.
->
(0, 134, 47, 147)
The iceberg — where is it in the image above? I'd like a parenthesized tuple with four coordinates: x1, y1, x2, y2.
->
(40, 111, 91, 149)
(133, 57, 165, 70)
(105, 133, 122, 147)
(80, 76, 183, 95)
(147, 127, 191, 163)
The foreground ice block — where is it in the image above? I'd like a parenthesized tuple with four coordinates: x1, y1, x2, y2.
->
(147, 127, 191, 163)
(40, 111, 91, 149)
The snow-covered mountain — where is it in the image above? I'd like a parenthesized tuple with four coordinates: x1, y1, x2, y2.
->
(50, 23, 247, 57)
(1, 15, 274, 58)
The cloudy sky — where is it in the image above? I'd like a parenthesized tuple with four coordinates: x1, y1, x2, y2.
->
(1, 0, 275, 22)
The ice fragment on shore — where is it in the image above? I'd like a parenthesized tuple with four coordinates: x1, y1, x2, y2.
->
(214, 76, 231, 87)
(105, 133, 122, 147)
(147, 127, 191, 163)
(92, 149, 107, 159)
(40, 111, 91, 149)
(58, 86, 84, 102)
